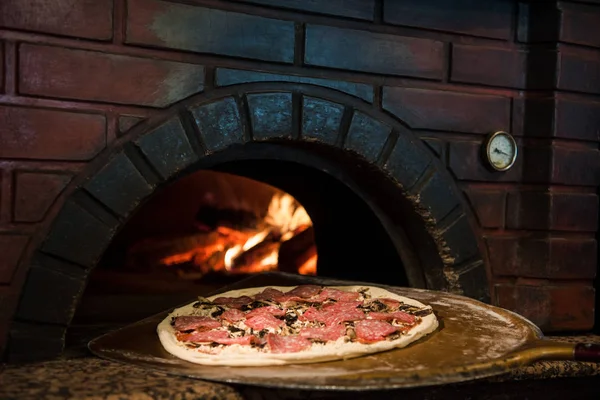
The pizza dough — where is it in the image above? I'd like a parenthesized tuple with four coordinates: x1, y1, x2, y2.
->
(157, 285, 439, 366)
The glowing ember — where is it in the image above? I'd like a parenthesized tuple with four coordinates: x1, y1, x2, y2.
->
(224, 244, 243, 270)
(151, 190, 316, 277)
(298, 253, 317, 275)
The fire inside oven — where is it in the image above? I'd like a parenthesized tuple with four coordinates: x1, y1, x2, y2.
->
(82, 160, 409, 303)
(97, 170, 317, 286)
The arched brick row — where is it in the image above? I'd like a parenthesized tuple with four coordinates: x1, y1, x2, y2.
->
(8, 84, 487, 361)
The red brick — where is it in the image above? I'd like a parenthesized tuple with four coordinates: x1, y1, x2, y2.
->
(0, 0, 113, 40)
(551, 146, 600, 186)
(448, 140, 523, 182)
(126, 0, 294, 63)
(523, 96, 600, 142)
(384, 0, 513, 40)
(0, 106, 106, 161)
(305, 25, 444, 79)
(494, 282, 594, 331)
(557, 46, 600, 94)
(451, 45, 527, 88)
(0, 234, 30, 284)
(487, 236, 597, 279)
(555, 97, 600, 142)
(18, 44, 205, 107)
(559, 2, 600, 48)
(506, 190, 598, 232)
(14, 172, 72, 223)
(383, 88, 510, 133)
(464, 188, 506, 228)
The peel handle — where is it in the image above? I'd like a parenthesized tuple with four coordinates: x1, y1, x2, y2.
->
(574, 343, 600, 362)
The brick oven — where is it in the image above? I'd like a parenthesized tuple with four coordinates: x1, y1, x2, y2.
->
(1, 0, 599, 365)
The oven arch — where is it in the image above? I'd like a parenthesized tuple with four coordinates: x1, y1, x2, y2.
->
(8, 83, 489, 360)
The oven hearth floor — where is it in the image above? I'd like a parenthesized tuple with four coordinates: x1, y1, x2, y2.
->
(1, 335, 599, 400)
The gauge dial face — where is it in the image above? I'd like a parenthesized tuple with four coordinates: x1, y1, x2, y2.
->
(486, 132, 517, 171)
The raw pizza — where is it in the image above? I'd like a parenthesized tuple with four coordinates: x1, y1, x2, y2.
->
(158, 285, 438, 366)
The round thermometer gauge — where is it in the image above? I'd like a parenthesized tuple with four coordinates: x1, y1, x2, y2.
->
(483, 131, 517, 171)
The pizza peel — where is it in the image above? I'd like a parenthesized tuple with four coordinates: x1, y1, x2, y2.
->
(88, 272, 600, 390)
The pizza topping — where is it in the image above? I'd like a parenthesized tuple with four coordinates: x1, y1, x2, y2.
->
(212, 295, 253, 309)
(311, 288, 360, 302)
(286, 285, 322, 298)
(368, 311, 416, 324)
(245, 305, 286, 319)
(376, 298, 401, 310)
(266, 333, 312, 353)
(210, 307, 226, 318)
(245, 314, 285, 330)
(254, 288, 284, 301)
(413, 308, 433, 317)
(354, 320, 398, 343)
(170, 286, 433, 355)
(173, 316, 222, 332)
(300, 324, 347, 342)
(220, 308, 246, 323)
(176, 329, 229, 343)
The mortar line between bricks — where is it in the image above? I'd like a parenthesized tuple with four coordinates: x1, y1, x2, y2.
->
(113, 0, 127, 44)
(178, 108, 208, 156)
(376, 130, 399, 167)
(334, 105, 353, 147)
(0, 169, 14, 223)
(71, 189, 122, 227)
(4, 40, 17, 96)
(373, 0, 383, 24)
(235, 95, 254, 143)
(293, 22, 305, 66)
(291, 92, 302, 140)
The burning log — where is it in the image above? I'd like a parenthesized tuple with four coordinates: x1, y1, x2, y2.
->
(230, 240, 281, 273)
(125, 232, 222, 269)
(278, 226, 315, 273)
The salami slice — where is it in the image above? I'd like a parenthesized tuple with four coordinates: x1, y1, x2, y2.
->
(220, 309, 245, 323)
(254, 288, 284, 301)
(212, 295, 253, 309)
(299, 324, 346, 342)
(368, 311, 416, 324)
(286, 285, 322, 298)
(266, 333, 312, 353)
(311, 288, 360, 302)
(245, 305, 286, 319)
(245, 314, 285, 330)
(300, 305, 366, 326)
(177, 329, 229, 342)
(376, 298, 401, 310)
(173, 316, 222, 331)
(354, 320, 398, 343)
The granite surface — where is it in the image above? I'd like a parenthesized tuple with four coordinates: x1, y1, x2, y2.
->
(1, 335, 599, 399)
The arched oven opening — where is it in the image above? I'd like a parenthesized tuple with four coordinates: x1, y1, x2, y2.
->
(8, 86, 488, 362)
(71, 149, 425, 331)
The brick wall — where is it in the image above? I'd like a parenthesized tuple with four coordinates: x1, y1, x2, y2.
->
(1, 0, 599, 356)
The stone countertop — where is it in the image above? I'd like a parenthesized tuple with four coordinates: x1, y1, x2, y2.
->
(1, 335, 599, 400)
